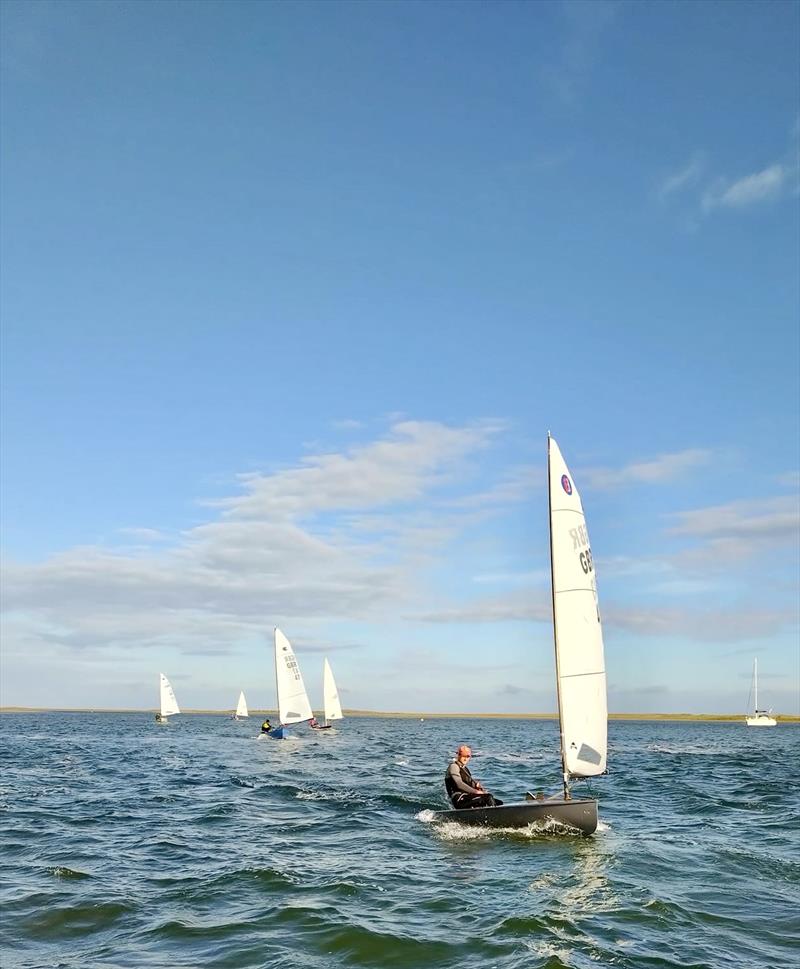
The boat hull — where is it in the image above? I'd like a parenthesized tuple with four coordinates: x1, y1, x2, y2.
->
(432, 797, 598, 835)
(746, 716, 776, 727)
(264, 726, 287, 740)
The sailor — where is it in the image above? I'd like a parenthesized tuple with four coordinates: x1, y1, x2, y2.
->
(445, 745, 503, 809)
(260, 718, 272, 734)
(309, 717, 321, 729)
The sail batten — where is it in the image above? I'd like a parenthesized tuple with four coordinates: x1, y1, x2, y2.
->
(548, 437, 607, 781)
(274, 628, 313, 724)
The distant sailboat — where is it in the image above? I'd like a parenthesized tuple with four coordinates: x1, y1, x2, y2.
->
(434, 435, 606, 835)
(155, 673, 180, 723)
(264, 628, 313, 739)
(745, 658, 776, 727)
(310, 658, 344, 730)
(232, 690, 249, 720)
(323, 658, 344, 727)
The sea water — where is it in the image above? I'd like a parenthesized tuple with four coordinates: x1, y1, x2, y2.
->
(1, 714, 798, 968)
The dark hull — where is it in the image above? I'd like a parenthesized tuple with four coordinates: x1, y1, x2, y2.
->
(432, 798, 598, 835)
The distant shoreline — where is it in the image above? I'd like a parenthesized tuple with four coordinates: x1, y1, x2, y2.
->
(1, 707, 798, 722)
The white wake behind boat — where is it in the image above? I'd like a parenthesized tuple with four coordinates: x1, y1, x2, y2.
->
(155, 673, 180, 723)
(745, 658, 776, 727)
(232, 690, 249, 720)
(433, 434, 607, 835)
(265, 628, 313, 739)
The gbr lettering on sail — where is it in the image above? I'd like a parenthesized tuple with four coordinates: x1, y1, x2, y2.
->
(568, 523, 594, 575)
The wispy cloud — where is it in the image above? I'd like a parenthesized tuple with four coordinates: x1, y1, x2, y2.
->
(666, 495, 800, 569)
(603, 603, 796, 641)
(702, 163, 792, 211)
(331, 419, 363, 431)
(668, 496, 799, 541)
(658, 120, 799, 219)
(658, 152, 707, 199)
(582, 448, 714, 490)
(117, 527, 167, 543)
(542, 0, 620, 106)
(1, 420, 514, 658)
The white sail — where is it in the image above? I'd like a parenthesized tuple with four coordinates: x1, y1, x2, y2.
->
(235, 690, 249, 718)
(274, 628, 313, 724)
(323, 658, 343, 722)
(548, 436, 607, 779)
(159, 673, 181, 718)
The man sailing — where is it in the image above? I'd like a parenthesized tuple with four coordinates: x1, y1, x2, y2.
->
(445, 745, 503, 809)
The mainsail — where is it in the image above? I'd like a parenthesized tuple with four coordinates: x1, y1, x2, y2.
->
(323, 658, 343, 723)
(274, 628, 313, 724)
(548, 436, 607, 784)
(159, 673, 181, 718)
(235, 690, 249, 718)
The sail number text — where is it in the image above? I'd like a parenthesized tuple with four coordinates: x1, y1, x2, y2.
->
(569, 524, 594, 575)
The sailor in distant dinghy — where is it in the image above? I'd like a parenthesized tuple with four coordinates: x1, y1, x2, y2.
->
(445, 746, 503, 809)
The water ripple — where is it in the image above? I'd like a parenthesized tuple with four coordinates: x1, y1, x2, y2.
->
(0, 713, 798, 969)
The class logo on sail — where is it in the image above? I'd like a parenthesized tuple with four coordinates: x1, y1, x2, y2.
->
(561, 474, 572, 495)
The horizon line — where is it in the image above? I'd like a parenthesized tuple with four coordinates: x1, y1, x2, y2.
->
(1, 706, 798, 722)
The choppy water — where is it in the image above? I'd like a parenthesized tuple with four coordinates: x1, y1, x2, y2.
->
(1, 714, 798, 968)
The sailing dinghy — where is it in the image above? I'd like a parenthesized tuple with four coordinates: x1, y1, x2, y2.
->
(155, 673, 181, 723)
(265, 628, 313, 739)
(433, 435, 607, 835)
(232, 691, 249, 720)
(745, 658, 776, 727)
(310, 658, 344, 730)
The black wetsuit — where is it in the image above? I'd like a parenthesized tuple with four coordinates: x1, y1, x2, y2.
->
(445, 759, 502, 809)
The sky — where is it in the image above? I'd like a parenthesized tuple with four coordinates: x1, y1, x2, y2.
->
(1, 0, 798, 715)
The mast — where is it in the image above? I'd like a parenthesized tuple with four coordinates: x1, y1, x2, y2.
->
(547, 433, 570, 800)
(274, 627, 280, 724)
(754, 658, 758, 713)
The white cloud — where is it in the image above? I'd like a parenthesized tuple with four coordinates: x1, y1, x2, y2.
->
(702, 163, 790, 211)
(658, 152, 706, 199)
(582, 448, 713, 490)
(668, 495, 799, 541)
(0, 420, 513, 659)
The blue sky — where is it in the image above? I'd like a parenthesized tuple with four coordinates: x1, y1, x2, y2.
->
(1, 0, 798, 714)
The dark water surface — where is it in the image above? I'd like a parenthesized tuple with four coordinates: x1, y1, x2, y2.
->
(1, 714, 798, 968)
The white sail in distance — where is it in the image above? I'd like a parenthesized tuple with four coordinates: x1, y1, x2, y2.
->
(323, 658, 343, 722)
(235, 691, 249, 718)
(159, 673, 181, 718)
(274, 628, 314, 724)
(548, 436, 607, 779)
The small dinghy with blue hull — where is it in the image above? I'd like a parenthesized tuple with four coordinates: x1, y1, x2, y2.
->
(433, 435, 608, 835)
(263, 627, 314, 740)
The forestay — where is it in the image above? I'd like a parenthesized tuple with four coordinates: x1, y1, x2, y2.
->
(274, 628, 314, 724)
(548, 436, 607, 779)
(235, 691, 249, 718)
(159, 673, 181, 718)
(323, 658, 343, 722)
